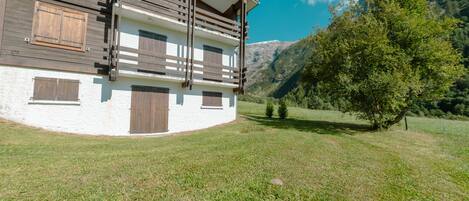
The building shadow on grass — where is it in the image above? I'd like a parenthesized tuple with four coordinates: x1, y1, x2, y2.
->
(243, 115, 372, 135)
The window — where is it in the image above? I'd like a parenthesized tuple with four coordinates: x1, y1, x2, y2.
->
(202, 91, 222, 107)
(138, 30, 168, 75)
(33, 77, 80, 101)
(203, 45, 223, 82)
(31, 1, 88, 52)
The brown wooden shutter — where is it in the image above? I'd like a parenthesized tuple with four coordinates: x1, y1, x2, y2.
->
(203, 45, 223, 82)
(60, 10, 88, 50)
(32, 1, 62, 45)
(33, 77, 79, 101)
(31, 2, 88, 52)
(56, 79, 80, 101)
(202, 91, 222, 107)
(138, 30, 168, 74)
(33, 77, 58, 101)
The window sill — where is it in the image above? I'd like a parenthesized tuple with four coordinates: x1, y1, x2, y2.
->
(28, 100, 81, 106)
(200, 106, 223, 110)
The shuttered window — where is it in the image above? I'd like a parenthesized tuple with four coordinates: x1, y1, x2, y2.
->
(202, 91, 222, 107)
(33, 77, 80, 101)
(203, 45, 223, 82)
(138, 30, 168, 74)
(32, 1, 88, 52)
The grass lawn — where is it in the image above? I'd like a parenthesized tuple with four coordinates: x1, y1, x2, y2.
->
(1, 102, 468, 200)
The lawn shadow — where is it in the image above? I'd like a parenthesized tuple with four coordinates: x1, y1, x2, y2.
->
(244, 115, 372, 135)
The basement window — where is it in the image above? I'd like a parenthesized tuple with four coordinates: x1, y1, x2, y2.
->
(202, 91, 223, 109)
(31, 77, 80, 103)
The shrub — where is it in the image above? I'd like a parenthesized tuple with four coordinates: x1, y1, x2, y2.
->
(278, 100, 288, 120)
(454, 104, 465, 115)
(265, 102, 274, 118)
(430, 109, 445, 117)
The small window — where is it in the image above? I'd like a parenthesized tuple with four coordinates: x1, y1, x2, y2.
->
(33, 77, 79, 101)
(202, 91, 222, 107)
(31, 1, 88, 52)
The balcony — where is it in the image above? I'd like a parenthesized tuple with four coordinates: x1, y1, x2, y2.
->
(116, 0, 244, 46)
(110, 0, 250, 88)
(117, 46, 240, 88)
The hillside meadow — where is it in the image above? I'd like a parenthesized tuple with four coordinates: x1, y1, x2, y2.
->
(0, 102, 468, 200)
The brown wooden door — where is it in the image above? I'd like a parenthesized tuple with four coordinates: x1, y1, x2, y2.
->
(130, 86, 169, 134)
(138, 30, 167, 74)
(203, 45, 223, 82)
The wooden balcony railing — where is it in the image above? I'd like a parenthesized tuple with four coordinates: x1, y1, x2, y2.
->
(120, 0, 242, 39)
(118, 47, 240, 85)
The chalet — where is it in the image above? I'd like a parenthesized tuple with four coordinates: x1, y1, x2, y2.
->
(0, 0, 258, 135)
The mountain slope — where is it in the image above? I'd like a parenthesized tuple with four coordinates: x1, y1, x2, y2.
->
(245, 41, 294, 89)
(246, 36, 314, 98)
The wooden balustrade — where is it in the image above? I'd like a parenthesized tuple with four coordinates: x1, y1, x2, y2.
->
(118, 47, 240, 85)
(120, 0, 242, 39)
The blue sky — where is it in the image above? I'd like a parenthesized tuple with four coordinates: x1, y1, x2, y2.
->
(247, 0, 335, 43)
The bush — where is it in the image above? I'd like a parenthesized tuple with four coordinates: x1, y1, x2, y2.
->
(265, 102, 274, 118)
(454, 104, 466, 115)
(278, 100, 288, 120)
(430, 109, 445, 117)
(465, 107, 469, 117)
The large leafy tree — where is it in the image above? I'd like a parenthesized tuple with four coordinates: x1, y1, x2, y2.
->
(303, 0, 464, 129)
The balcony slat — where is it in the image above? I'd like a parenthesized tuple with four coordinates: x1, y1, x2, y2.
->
(118, 47, 239, 84)
(120, 46, 238, 72)
(196, 7, 240, 26)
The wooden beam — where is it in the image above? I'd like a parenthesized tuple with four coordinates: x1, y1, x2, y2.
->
(108, 0, 118, 81)
(188, 0, 196, 90)
(183, 0, 192, 88)
(0, 0, 7, 51)
(236, 0, 247, 94)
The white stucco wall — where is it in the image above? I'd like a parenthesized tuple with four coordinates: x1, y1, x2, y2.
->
(0, 66, 237, 136)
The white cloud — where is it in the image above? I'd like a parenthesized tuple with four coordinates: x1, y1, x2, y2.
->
(300, 0, 338, 6)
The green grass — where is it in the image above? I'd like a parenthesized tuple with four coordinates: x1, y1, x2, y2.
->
(1, 101, 468, 200)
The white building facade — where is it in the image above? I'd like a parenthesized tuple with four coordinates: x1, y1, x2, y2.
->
(0, 0, 258, 136)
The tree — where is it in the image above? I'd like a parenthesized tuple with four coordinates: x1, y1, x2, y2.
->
(303, 0, 464, 129)
(278, 100, 288, 120)
(265, 102, 274, 118)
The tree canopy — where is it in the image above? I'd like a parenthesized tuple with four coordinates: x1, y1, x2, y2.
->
(303, 0, 465, 129)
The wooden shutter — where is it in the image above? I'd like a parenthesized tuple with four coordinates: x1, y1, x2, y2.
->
(31, 2, 88, 52)
(32, 1, 62, 45)
(60, 10, 88, 50)
(33, 77, 58, 101)
(203, 45, 223, 82)
(33, 77, 79, 101)
(202, 91, 222, 107)
(138, 30, 168, 74)
(56, 79, 80, 101)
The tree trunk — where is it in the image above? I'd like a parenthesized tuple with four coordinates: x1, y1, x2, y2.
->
(383, 108, 410, 129)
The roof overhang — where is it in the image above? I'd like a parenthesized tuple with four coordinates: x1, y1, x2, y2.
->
(200, 0, 259, 13)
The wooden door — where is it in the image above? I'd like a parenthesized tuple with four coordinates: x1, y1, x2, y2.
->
(130, 86, 169, 134)
(203, 45, 223, 82)
(138, 30, 167, 74)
